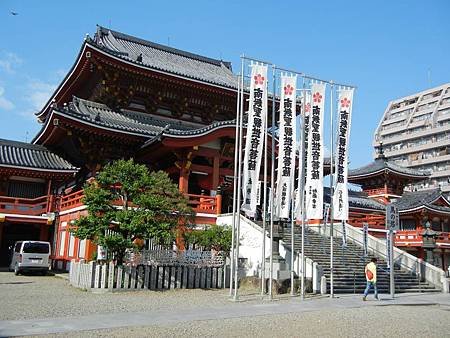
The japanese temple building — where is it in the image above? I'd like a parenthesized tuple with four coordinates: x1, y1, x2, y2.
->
(346, 152, 450, 269)
(0, 26, 449, 271)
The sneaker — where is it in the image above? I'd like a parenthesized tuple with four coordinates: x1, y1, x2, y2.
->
(363, 296, 366, 301)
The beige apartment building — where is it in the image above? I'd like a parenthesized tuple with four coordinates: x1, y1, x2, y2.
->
(373, 83, 450, 194)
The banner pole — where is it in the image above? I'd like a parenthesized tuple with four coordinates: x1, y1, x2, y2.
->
(261, 71, 268, 297)
(329, 81, 335, 299)
(300, 85, 307, 300)
(390, 228, 395, 299)
(290, 132, 295, 297)
(269, 65, 276, 300)
(230, 72, 241, 296)
(233, 57, 245, 301)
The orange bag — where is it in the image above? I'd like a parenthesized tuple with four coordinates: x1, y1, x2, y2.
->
(366, 270, 374, 280)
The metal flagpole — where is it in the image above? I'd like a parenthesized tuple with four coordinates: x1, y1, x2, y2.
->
(329, 81, 335, 298)
(233, 57, 245, 301)
(300, 84, 307, 300)
(290, 103, 295, 296)
(269, 65, 276, 300)
(230, 73, 241, 296)
(261, 70, 268, 297)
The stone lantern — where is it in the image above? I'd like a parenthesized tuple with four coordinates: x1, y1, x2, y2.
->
(422, 221, 438, 264)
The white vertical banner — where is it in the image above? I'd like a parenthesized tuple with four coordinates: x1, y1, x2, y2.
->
(305, 83, 326, 219)
(295, 91, 312, 220)
(242, 64, 268, 216)
(332, 89, 354, 220)
(275, 75, 297, 219)
(363, 222, 368, 256)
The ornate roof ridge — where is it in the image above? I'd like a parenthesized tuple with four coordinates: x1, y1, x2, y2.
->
(349, 157, 430, 179)
(393, 188, 449, 211)
(95, 25, 233, 70)
(0, 138, 47, 151)
(0, 138, 78, 171)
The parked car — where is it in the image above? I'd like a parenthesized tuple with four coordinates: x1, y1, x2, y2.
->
(9, 241, 51, 275)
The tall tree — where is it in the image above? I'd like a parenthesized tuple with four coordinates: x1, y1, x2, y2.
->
(71, 159, 193, 264)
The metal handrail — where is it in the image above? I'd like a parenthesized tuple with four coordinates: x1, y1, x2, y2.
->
(331, 224, 417, 276)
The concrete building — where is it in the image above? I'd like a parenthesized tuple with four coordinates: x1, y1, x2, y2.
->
(373, 83, 450, 194)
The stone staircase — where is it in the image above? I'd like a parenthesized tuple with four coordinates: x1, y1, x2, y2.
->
(281, 225, 441, 294)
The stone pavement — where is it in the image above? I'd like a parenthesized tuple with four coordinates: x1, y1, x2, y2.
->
(1, 292, 449, 337)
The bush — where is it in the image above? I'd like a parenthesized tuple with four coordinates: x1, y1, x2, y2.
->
(184, 224, 232, 252)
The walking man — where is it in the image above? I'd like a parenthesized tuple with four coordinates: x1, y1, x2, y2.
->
(363, 257, 378, 301)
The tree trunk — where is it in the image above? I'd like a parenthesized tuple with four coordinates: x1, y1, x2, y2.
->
(116, 248, 126, 265)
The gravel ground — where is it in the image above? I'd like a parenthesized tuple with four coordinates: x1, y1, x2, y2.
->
(0, 272, 239, 321)
(30, 305, 450, 338)
(1, 272, 449, 337)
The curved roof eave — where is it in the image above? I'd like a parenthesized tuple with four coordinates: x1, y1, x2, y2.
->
(0, 164, 78, 174)
(33, 109, 155, 146)
(399, 204, 450, 216)
(348, 167, 428, 181)
(36, 41, 89, 120)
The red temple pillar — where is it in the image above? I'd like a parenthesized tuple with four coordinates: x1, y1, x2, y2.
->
(179, 167, 189, 193)
(212, 156, 220, 192)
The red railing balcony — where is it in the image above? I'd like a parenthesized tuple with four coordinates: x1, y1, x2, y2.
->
(364, 187, 399, 196)
(186, 193, 221, 215)
(59, 190, 223, 216)
(60, 190, 85, 211)
(437, 232, 450, 245)
(0, 195, 49, 216)
(395, 230, 423, 247)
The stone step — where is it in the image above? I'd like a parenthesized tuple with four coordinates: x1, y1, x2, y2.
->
(266, 223, 440, 293)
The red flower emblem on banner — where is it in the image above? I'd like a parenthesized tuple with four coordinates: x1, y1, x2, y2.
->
(313, 92, 322, 103)
(254, 74, 265, 85)
(284, 84, 294, 96)
(340, 98, 351, 108)
(305, 102, 311, 113)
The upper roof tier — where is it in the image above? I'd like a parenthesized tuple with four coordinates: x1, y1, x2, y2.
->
(0, 138, 78, 173)
(348, 155, 430, 181)
(92, 26, 238, 89)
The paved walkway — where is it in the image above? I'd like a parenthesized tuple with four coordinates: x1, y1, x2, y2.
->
(1, 292, 449, 337)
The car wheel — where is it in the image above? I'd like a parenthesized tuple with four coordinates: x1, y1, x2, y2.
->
(14, 264, 20, 276)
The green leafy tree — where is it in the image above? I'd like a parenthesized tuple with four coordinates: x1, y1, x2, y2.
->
(184, 224, 232, 253)
(71, 159, 193, 264)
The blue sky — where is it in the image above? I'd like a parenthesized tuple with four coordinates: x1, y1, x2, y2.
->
(0, 0, 449, 168)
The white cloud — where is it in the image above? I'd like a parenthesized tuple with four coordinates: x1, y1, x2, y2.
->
(27, 80, 57, 113)
(0, 86, 15, 110)
(0, 52, 23, 74)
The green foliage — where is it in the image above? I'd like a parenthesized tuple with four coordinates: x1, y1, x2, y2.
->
(71, 159, 193, 263)
(184, 224, 232, 252)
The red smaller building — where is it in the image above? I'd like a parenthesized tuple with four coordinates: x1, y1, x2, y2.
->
(0, 139, 78, 266)
(347, 152, 450, 270)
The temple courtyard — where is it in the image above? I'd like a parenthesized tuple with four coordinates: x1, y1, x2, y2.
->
(0, 272, 449, 337)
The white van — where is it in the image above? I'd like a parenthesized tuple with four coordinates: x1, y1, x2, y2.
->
(9, 241, 51, 275)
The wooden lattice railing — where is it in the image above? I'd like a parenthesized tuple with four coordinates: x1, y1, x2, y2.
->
(0, 195, 49, 216)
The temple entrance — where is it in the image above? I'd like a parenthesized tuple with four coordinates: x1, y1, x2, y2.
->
(0, 223, 41, 267)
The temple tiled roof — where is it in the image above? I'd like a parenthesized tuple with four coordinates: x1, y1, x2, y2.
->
(0, 139, 77, 172)
(45, 97, 237, 141)
(348, 156, 430, 180)
(92, 26, 238, 89)
(324, 187, 386, 211)
(392, 188, 450, 214)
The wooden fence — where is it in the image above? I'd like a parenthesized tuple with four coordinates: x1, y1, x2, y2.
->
(69, 260, 229, 291)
